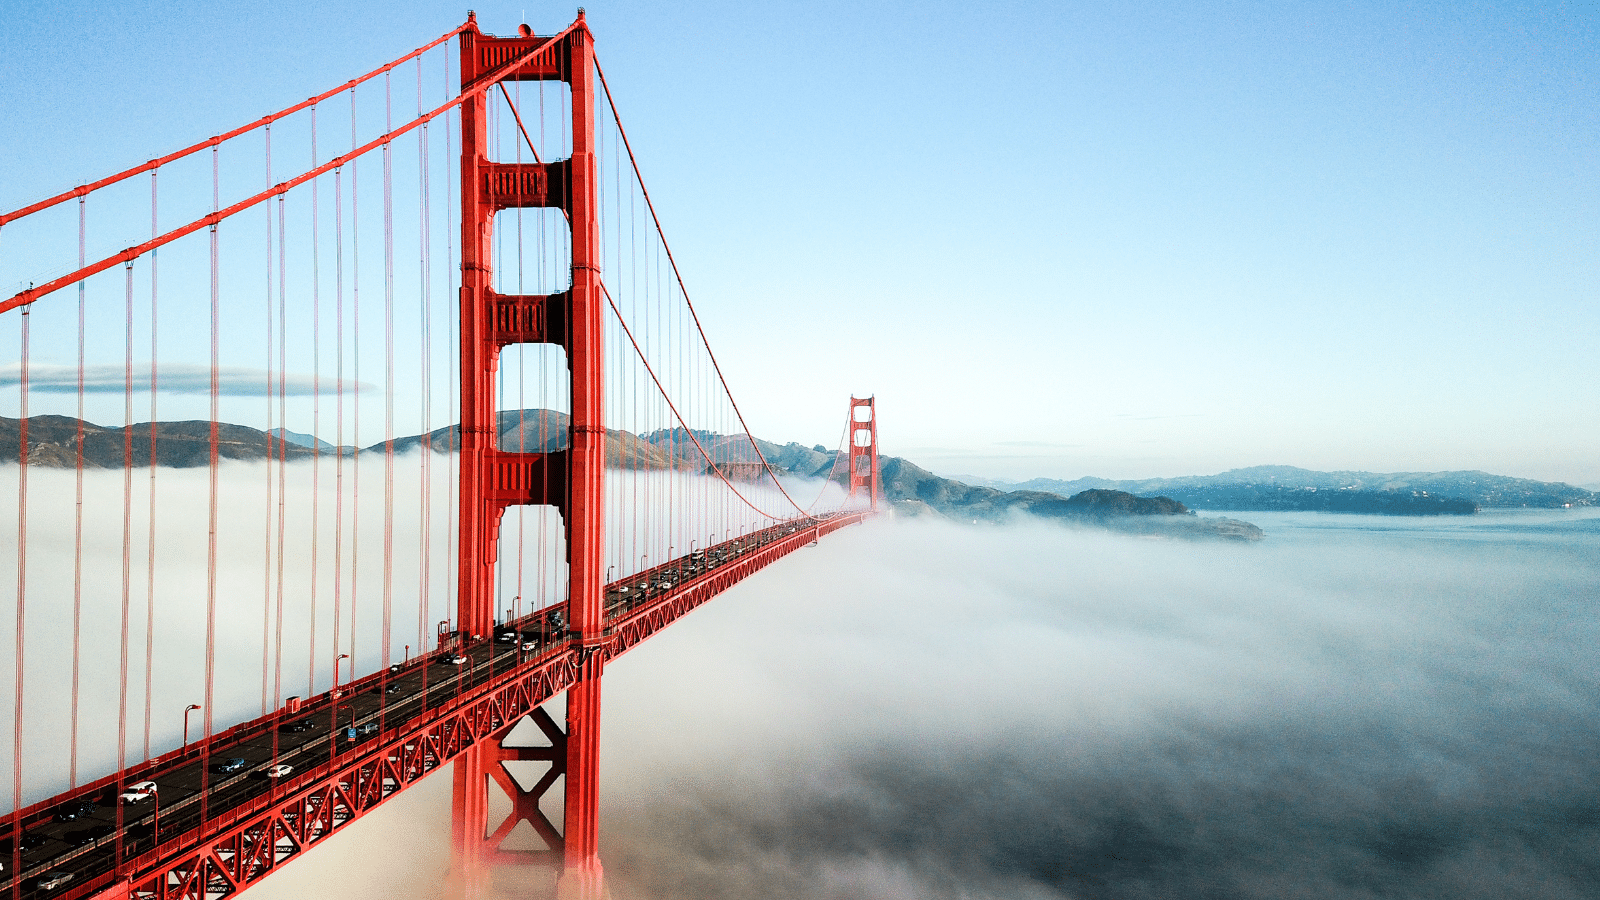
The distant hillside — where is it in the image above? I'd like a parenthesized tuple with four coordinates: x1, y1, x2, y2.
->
(3, 411, 690, 471)
(2, 413, 1262, 540)
(389, 410, 690, 470)
(976, 465, 1593, 511)
(1, 415, 320, 468)
(870, 456, 1261, 541)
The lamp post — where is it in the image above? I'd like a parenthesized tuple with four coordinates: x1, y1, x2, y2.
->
(334, 653, 351, 691)
(182, 704, 201, 750)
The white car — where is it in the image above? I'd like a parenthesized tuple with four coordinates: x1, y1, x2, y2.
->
(119, 781, 158, 804)
(262, 764, 293, 779)
(34, 871, 74, 892)
(440, 654, 468, 665)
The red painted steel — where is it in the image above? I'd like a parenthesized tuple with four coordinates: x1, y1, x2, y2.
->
(455, 11, 606, 893)
(848, 397, 881, 510)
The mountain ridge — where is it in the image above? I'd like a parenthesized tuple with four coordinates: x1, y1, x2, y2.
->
(949, 465, 1593, 511)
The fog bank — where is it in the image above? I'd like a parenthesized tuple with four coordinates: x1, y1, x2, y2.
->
(145, 509, 1600, 898)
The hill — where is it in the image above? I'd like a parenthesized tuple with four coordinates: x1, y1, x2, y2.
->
(868, 456, 1261, 541)
(2, 413, 1262, 540)
(974, 465, 1593, 512)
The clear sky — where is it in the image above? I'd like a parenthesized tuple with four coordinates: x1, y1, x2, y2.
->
(2, 0, 1596, 484)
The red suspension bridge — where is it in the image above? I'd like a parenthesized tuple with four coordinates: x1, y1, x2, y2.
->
(1, 14, 880, 900)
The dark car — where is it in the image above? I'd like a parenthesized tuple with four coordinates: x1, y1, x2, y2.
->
(53, 799, 96, 822)
(372, 681, 402, 695)
(211, 757, 248, 774)
(65, 824, 115, 847)
(32, 871, 75, 892)
(279, 718, 316, 733)
(1, 831, 50, 854)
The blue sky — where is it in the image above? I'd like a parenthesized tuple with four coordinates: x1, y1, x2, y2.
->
(1, 0, 1596, 483)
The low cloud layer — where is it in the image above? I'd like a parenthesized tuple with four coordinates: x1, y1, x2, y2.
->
(10, 477, 1595, 899)
(595, 514, 1600, 900)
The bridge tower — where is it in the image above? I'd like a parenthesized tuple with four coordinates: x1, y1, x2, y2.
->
(455, 12, 607, 899)
(848, 396, 881, 510)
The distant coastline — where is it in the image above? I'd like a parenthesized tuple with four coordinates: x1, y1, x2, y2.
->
(944, 465, 1595, 514)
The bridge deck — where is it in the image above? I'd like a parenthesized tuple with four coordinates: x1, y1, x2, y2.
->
(2, 512, 866, 900)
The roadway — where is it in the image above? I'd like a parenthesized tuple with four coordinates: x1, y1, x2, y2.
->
(1, 518, 827, 899)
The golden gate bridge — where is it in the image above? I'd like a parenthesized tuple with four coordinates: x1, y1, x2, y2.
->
(1, 13, 880, 899)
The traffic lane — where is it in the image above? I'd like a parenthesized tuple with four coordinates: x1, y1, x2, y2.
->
(1, 630, 514, 893)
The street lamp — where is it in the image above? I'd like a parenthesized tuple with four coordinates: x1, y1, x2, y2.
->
(182, 704, 202, 750)
(334, 653, 351, 688)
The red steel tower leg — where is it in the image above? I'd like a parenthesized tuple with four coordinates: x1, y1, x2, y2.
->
(455, 12, 607, 898)
(847, 396, 881, 510)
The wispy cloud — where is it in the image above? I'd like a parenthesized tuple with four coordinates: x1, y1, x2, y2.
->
(0, 363, 373, 396)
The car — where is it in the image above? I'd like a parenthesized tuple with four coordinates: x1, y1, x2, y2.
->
(64, 824, 115, 846)
(388, 663, 406, 674)
(279, 718, 316, 733)
(495, 631, 518, 643)
(53, 799, 95, 822)
(2, 831, 51, 854)
(439, 654, 467, 666)
(32, 871, 75, 892)
(520, 640, 541, 651)
(342, 722, 380, 742)
(262, 764, 293, 779)
(118, 786, 154, 805)
(211, 758, 248, 774)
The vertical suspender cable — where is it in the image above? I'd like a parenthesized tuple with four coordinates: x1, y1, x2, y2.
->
(350, 88, 361, 670)
(514, 80, 525, 620)
(203, 142, 222, 823)
(12, 302, 30, 897)
(70, 196, 85, 789)
(275, 179, 289, 709)
(309, 105, 321, 697)
(144, 171, 159, 761)
(263, 123, 276, 717)
(417, 56, 431, 655)
(332, 164, 345, 687)
(382, 70, 396, 674)
(116, 260, 135, 871)
(444, 46, 458, 629)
